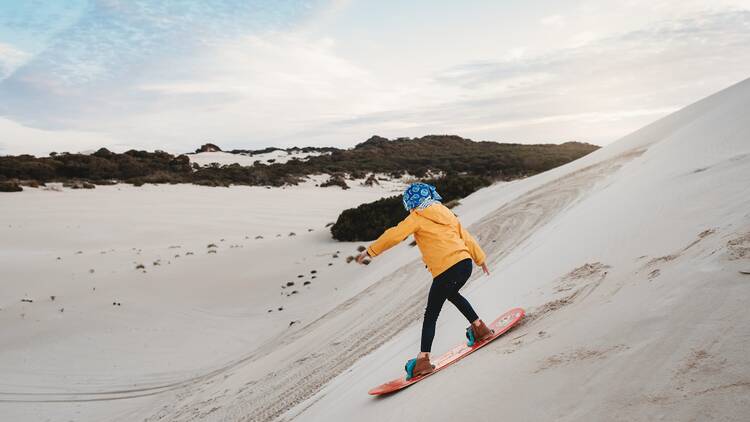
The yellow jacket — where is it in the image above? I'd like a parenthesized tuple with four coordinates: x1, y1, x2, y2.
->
(366, 203, 486, 278)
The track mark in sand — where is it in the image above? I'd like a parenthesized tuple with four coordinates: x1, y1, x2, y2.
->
(554, 262, 610, 293)
(470, 149, 646, 270)
(673, 349, 727, 391)
(639, 228, 717, 278)
(495, 262, 612, 356)
(532, 261, 611, 323)
(138, 148, 646, 422)
(534, 344, 629, 373)
(639, 348, 748, 408)
(646, 381, 750, 406)
(726, 231, 750, 260)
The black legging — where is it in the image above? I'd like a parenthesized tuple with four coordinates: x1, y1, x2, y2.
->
(421, 258, 479, 352)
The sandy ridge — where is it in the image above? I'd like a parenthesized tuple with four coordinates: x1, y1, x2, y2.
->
(134, 147, 647, 422)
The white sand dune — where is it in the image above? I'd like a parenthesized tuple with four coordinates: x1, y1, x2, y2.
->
(188, 149, 330, 168)
(0, 176, 407, 421)
(2, 77, 749, 422)
(281, 78, 750, 421)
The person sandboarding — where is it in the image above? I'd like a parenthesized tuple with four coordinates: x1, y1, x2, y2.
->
(355, 182, 492, 380)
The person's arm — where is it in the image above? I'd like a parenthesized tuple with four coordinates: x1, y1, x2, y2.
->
(356, 213, 419, 263)
(458, 221, 490, 275)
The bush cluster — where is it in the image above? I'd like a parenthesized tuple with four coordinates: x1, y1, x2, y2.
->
(330, 174, 493, 241)
(0, 149, 191, 184)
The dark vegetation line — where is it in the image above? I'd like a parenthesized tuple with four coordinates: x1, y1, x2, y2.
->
(0, 135, 598, 239)
(0, 135, 597, 188)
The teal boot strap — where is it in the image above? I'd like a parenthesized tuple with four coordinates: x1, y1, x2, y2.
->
(466, 326, 476, 347)
(404, 358, 417, 380)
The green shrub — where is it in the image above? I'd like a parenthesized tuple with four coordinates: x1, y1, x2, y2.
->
(0, 181, 23, 192)
(330, 174, 493, 241)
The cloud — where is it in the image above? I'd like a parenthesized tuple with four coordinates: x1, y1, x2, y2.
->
(0, 117, 127, 156)
(0, 0, 328, 146)
(0, 42, 29, 80)
(319, 9, 750, 144)
(0, 31, 386, 152)
(0, 3, 749, 154)
(540, 14, 565, 27)
(3, 1, 324, 87)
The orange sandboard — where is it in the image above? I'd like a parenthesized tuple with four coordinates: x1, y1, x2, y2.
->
(368, 307, 525, 395)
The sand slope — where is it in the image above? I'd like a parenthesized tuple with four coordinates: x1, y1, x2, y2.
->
(0, 175, 407, 421)
(2, 78, 749, 422)
(283, 78, 750, 421)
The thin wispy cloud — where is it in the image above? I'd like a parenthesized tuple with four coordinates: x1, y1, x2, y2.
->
(540, 15, 565, 27)
(0, 41, 28, 79)
(324, 9, 750, 143)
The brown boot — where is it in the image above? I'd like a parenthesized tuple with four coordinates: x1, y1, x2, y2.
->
(469, 319, 494, 344)
(412, 355, 435, 377)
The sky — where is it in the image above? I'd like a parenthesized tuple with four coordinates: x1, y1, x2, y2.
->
(0, 0, 749, 155)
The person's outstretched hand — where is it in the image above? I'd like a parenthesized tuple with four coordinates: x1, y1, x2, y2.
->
(355, 251, 370, 264)
(481, 263, 490, 276)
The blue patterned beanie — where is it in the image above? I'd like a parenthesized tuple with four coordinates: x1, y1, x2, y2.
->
(402, 182, 442, 211)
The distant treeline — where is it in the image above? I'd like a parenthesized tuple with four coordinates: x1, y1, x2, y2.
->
(326, 136, 599, 241)
(0, 135, 598, 241)
(0, 135, 598, 189)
